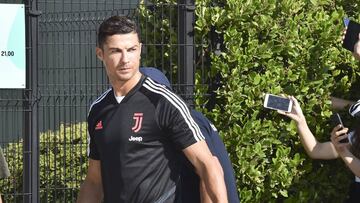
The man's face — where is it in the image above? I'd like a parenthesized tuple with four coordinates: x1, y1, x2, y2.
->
(96, 33, 142, 84)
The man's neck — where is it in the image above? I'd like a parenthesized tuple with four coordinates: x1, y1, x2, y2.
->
(111, 72, 142, 97)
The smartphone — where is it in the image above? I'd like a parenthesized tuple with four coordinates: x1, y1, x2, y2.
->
(263, 94, 292, 112)
(342, 19, 360, 52)
(330, 113, 349, 143)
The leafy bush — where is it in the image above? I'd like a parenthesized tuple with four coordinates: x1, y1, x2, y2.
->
(138, 0, 179, 80)
(194, 0, 360, 202)
(137, 0, 360, 201)
(0, 122, 88, 202)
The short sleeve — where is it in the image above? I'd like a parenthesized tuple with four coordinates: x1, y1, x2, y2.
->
(156, 96, 205, 150)
(87, 127, 100, 160)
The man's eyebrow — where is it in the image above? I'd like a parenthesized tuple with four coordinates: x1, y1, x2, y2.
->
(108, 47, 121, 50)
(107, 45, 139, 50)
(128, 45, 139, 49)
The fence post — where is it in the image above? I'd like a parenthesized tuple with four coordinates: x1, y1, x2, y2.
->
(178, 0, 195, 106)
(24, 0, 40, 202)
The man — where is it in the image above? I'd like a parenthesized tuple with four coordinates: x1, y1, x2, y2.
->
(0, 146, 10, 203)
(139, 67, 240, 203)
(76, 16, 227, 203)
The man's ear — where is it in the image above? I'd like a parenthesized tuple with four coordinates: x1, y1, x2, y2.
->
(96, 47, 104, 61)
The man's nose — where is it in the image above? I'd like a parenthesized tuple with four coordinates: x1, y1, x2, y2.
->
(120, 52, 130, 63)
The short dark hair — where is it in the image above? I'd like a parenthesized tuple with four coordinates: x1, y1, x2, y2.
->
(97, 16, 140, 48)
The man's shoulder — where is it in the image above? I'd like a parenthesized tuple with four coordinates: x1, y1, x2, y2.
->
(141, 77, 184, 106)
(88, 88, 113, 113)
(142, 77, 172, 95)
(87, 88, 114, 124)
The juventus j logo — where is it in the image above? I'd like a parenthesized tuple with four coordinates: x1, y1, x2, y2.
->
(131, 113, 143, 133)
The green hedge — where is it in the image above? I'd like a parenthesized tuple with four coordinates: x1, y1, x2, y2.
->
(138, 0, 360, 201)
(194, 0, 360, 202)
(0, 123, 88, 202)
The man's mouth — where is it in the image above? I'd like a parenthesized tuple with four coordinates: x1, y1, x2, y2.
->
(118, 67, 130, 71)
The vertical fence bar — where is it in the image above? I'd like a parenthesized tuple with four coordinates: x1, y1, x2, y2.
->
(24, 0, 31, 201)
(24, 0, 40, 202)
(178, 0, 195, 106)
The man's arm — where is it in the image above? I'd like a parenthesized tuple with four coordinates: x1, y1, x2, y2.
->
(183, 140, 228, 203)
(199, 156, 224, 203)
(77, 159, 103, 203)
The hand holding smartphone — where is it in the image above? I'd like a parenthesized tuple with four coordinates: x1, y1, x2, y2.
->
(263, 94, 293, 112)
(330, 113, 349, 143)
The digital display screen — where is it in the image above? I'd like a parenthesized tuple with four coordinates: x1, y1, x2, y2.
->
(0, 4, 26, 88)
(266, 95, 291, 111)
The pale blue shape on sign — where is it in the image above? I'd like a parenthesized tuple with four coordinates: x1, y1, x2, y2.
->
(7, 5, 25, 71)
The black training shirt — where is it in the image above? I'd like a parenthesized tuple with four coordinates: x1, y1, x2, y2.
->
(87, 76, 204, 203)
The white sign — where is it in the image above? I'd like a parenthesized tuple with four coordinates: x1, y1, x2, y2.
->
(0, 4, 26, 89)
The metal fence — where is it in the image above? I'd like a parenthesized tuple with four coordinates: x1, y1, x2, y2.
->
(0, 0, 210, 202)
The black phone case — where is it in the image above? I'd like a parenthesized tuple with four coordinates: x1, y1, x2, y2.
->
(342, 20, 360, 52)
(330, 113, 342, 127)
(330, 113, 349, 143)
